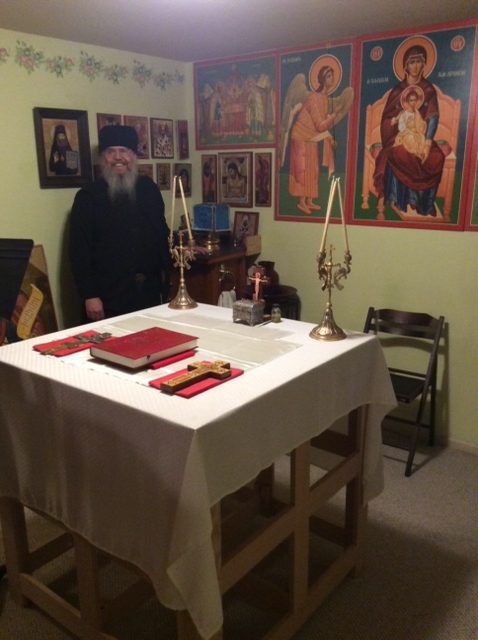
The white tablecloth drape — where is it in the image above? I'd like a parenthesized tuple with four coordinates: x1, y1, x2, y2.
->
(0, 304, 396, 639)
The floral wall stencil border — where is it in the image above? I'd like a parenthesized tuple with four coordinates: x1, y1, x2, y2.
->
(0, 40, 184, 89)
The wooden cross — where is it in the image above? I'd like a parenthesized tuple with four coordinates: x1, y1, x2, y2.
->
(160, 360, 231, 394)
(40, 332, 112, 355)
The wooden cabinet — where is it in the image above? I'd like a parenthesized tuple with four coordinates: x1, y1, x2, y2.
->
(170, 246, 247, 306)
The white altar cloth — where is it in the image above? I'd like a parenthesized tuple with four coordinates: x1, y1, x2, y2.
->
(0, 303, 396, 639)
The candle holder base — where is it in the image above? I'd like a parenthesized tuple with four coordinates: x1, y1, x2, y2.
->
(168, 282, 198, 310)
(203, 231, 220, 252)
(309, 302, 346, 341)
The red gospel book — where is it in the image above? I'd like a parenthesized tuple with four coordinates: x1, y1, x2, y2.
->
(89, 326, 198, 369)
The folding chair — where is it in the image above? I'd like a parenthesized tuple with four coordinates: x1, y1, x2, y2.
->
(363, 307, 445, 476)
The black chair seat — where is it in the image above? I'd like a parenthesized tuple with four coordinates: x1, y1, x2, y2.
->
(389, 373, 425, 404)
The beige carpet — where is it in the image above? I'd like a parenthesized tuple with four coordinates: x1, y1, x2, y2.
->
(1, 444, 477, 639)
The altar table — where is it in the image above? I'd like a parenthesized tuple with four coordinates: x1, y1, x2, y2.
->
(0, 303, 396, 639)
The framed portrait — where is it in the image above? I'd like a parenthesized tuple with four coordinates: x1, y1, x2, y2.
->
(201, 154, 217, 203)
(174, 163, 192, 198)
(96, 113, 122, 131)
(156, 163, 171, 190)
(233, 211, 259, 245)
(254, 152, 272, 207)
(33, 107, 92, 189)
(352, 24, 477, 230)
(218, 151, 253, 207)
(151, 118, 174, 159)
(123, 115, 149, 159)
(176, 120, 189, 160)
(137, 164, 153, 179)
(194, 53, 276, 149)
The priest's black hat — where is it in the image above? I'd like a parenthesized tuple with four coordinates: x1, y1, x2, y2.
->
(98, 125, 138, 154)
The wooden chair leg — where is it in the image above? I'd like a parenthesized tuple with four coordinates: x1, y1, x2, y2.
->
(405, 424, 421, 477)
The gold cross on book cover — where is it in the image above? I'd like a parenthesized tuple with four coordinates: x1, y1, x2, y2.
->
(160, 361, 231, 394)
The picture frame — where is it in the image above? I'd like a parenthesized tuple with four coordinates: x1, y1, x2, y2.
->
(33, 107, 92, 189)
(176, 120, 189, 160)
(156, 163, 171, 190)
(464, 95, 478, 231)
(233, 211, 259, 245)
(151, 118, 174, 159)
(351, 24, 477, 230)
(96, 113, 122, 131)
(123, 115, 149, 159)
(1, 244, 58, 345)
(218, 152, 253, 207)
(194, 53, 276, 149)
(201, 154, 217, 203)
(174, 163, 192, 197)
(137, 164, 153, 179)
(277, 42, 355, 222)
(254, 152, 272, 207)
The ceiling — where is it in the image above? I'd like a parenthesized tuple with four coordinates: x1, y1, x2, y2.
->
(0, 0, 476, 63)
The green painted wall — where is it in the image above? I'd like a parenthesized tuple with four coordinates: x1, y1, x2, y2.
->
(1, 28, 476, 451)
(0, 29, 193, 328)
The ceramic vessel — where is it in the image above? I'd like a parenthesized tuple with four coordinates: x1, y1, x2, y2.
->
(258, 260, 280, 288)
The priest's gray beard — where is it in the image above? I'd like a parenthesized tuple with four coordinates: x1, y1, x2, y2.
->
(100, 156, 138, 201)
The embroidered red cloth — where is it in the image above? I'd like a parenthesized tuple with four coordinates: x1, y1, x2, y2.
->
(149, 349, 197, 369)
(33, 330, 111, 357)
(149, 365, 243, 398)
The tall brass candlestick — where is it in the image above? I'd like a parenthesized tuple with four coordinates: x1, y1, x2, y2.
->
(310, 175, 352, 341)
(168, 231, 197, 310)
(309, 245, 352, 341)
(178, 176, 193, 242)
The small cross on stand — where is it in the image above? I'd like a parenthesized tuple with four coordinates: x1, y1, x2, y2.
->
(249, 266, 269, 302)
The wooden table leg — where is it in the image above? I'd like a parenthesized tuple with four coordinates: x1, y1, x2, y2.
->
(176, 502, 223, 640)
(0, 497, 30, 606)
(73, 532, 103, 630)
(344, 406, 368, 577)
(289, 441, 310, 611)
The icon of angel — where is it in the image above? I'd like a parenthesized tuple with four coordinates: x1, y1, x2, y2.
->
(279, 56, 353, 215)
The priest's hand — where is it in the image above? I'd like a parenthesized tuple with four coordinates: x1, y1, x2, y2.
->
(85, 297, 105, 321)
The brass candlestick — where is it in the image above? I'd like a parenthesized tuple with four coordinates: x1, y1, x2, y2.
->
(310, 245, 352, 340)
(310, 245, 352, 341)
(168, 231, 198, 310)
(310, 174, 352, 341)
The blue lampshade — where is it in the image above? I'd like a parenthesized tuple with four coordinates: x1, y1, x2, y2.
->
(192, 204, 230, 232)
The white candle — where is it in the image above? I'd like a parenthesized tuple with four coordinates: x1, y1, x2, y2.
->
(319, 178, 336, 253)
(170, 175, 176, 241)
(178, 176, 193, 241)
(337, 178, 349, 252)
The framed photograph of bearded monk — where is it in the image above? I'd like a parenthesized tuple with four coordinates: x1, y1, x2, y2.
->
(33, 107, 92, 189)
(352, 22, 477, 230)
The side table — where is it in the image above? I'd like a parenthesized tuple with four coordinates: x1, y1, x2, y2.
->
(170, 245, 246, 306)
